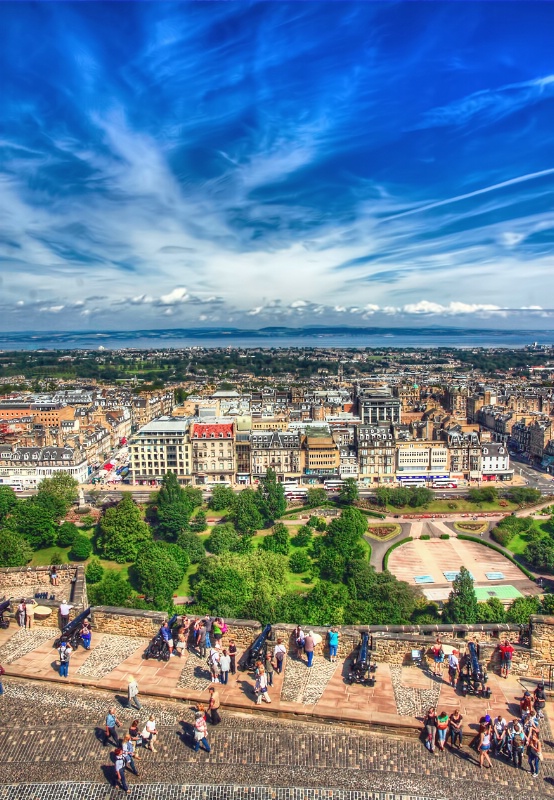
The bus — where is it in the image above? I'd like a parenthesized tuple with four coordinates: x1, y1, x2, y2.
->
(399, 479, 426, 488)
(324, 480, 345, 492)
(431, 479, 457, 489)
(285, 490, 308, 502)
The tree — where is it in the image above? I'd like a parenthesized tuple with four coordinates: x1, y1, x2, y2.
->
(468, 487, 498, 504)
(375, 487, 392, 507)
(57, 521, 79, 548)
(156, 502, 191, 541)
(8, 497, 58, 549)
(443, 566, 478, 623)
(525, 540, 554, 571)
(476, 597, 506, 623)
(88, 570, 134, 606)
(388, 487, 411, 508)
(232, 489, 264, 535)
(303, 581, 350, 626)
(97, 494, 152, 563)
(205, 522, 242, 554)
(506, 596, 540, 624)
(156, 471, 185, 507)
(37, 472, 78, 514)
(209, 485, 235, 511)
(506, 487, 542, 506)
(0, 486, 17, 521)
(305, 488, 327, 509)
(408, 487, 433, 508)
(339, 478, 359, 505)
(69, 534, 93, 561)
(257, 468, 287, 522)
(292, 525, 313, 547)
(134, 542, 185, 607)
(346, 562, 419, 624)
(261, 523, 290, 555)
(289, 551, 311, 573)
(85, 557, 104, 584)
(190, 510, 207, 532)
(0, 529, 33, 567)
(176, 531, 205, 563)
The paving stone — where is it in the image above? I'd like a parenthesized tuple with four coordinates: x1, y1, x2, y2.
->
(281, 656, 337, 704)
(389, 666, 440, 718)
(0, 628, 59, 665)
(76, 635, 149, 679)
(176, 650, 213, 691)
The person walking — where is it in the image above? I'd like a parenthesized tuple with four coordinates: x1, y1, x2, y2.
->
(228, 639, 237, 675)
(122, 734, 140, 776)
(255, 666, 271, 704)
(478, 722, 493, 768)
(113, 748, 130, 793)
(527, 729, 542, 778)
(273, 639, 286, 674)
(449, 709, 463, 748)
(511, 720, 525, 768)
(25, 599, 37, 629)
(142, 715, 158, 752)
(447, 650, 459, 687)
(208, 686, 221, 725)
(219, 650, 230, 685)
(264, 653, 274, 686)
(105, 707, 121, 747)
(127, 676, 142, 710)
(304, 632, 315, 668)
(193, 710, 211, 753)
(17, 599, 26, 628)
(328, 628, 339, 663)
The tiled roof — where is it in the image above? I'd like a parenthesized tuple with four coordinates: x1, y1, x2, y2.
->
(192, 423, 233, 439)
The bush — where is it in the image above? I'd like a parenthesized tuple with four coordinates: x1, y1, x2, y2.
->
(69, 534, 93, 561)
(190, 510, 207, 533)
(491, 526, 514, 547)
(440, 533, 450, 540)
(50, 550, 64, 566)
(316, 518, 328, 532)
(57, 521, 79, 548)
(85, 557, 104, 584)
(306, 516, 319, 529)
(420, 534, 431, 540)
(74, 505, 92, 515)
(80, 514, 97, 529)
(289, 551, 312, 573)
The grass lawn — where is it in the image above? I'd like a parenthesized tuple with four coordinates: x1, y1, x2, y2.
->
(382, 498, 518, 514)
(507, 519, 554, 556)
(176, 562, 199, 596)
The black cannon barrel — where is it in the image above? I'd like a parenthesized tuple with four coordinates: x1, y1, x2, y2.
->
(58, 607, 91, 640)
(468, 640, 480, 678)
(240, 624, 272, 669)
(358, 632, 369, 667)
(0, 599, 11, 614)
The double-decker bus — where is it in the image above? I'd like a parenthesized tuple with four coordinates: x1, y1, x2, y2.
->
(323, 480, 345, 492)
(431, 479, 458, 489)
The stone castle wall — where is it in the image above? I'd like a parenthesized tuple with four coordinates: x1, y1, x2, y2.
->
(0, 565, 87, 627)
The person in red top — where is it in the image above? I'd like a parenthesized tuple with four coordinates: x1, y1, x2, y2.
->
(499, 639, 514, 678)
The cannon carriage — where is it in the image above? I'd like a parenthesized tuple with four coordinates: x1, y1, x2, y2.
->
(348, 632, 377, 685)
(459, 640, 491, 698)
(0, 599, 12, 629)
(240, 624, 273, 671)
(143, 613, 178, 661)
(54, 607, 91, 650)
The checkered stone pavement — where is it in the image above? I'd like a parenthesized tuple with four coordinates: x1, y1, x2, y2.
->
(281, 656, 337, 704)
(176, 650, 213, 690)
(76, 635, 149, 678)
(0, 628, 59, 665)
(389, 666, 441, 718)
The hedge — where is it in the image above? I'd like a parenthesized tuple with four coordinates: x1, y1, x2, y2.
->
(383, 536, 413, 571)
(440, 533, 450, 540)
(420, 534, 431, 540)
(456, 534, 535, 579)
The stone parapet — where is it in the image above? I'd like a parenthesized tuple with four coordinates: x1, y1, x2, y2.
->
(0, 565, 87, 628)
(530, 614, 554, 662)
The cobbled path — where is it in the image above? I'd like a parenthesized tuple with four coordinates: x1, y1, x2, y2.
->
(281, 656, 337, 703)
(0, 677, 551, 800)
(389, 666, 441, 718)
(177, 650, 213, 690)
(0, 627, 59, 664)
(76, 635, 149, 678)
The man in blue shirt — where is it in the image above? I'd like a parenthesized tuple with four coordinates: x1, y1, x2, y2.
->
(159, 621, 174, 656)
(104, 707, 121, 747)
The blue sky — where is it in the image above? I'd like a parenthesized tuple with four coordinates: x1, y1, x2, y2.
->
(1, 1, 554, 331)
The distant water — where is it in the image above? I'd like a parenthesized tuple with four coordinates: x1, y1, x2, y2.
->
(0, 327, 552, 351)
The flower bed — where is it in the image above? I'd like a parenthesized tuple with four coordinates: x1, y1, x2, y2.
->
(454, 521, 488, 534)
(366, 523, 402, 541)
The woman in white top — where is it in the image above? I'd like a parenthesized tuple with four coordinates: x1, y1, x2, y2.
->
(142, 715, 158, 752)
(208, 648, 220, 682)
(219, 650, 231, 684)
(255, 666, 271, 704)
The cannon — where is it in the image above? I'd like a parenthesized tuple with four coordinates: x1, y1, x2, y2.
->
(54, 607, 91, 649)
(143, 614, 179, 662)
(0, 599, 12, 630)
(240, 624, 272, 671)
(348, 632, 377, 685)
(460, 640, 490, 698)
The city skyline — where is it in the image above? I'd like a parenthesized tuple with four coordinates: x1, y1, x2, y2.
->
(1, 1, 554, 332)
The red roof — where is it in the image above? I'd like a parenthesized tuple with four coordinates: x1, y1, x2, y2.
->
(191, 423, 234, 439)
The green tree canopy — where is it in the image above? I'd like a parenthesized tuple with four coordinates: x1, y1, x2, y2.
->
(205, 522, 242, 555)
(57, 521, 79, 548)
(0, 529, 33, 567)
(346, 562, 419, 624)
(176, 530, 206, 563)
(156, 502, 192, 541)
(0, 486, 17, 521)
(476, 597, 506, 623)
(305, 488, 327, 508)
(506, 595, 541, 624)
(525, 540, 554, 571)
(257, 468, 287, 522)
(88, 569, 134, 606)
(69, 534, 93, 561)
(97, 493, 152, 563)
(339, 478, 359, 505)
(232, 488, 264, 535)
(134, 541, 186, 607)
(85, 557, 104, 584)
(7, 497, 58, 549)
(37, 472, 79, 515)
(261, 522, 290, 555)
(208, 485, 235, 511)
(443, 566, 478, 623)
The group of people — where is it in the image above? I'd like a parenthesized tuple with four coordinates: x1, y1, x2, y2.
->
(423, 680, 546, 777)
(431, 636, 515, 685)
(16, 598, 38, 628)
(56, 618, 92, 675)
(104, 704, 159, 793)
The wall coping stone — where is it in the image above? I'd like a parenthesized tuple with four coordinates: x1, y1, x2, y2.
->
(92, 606, 168, 621)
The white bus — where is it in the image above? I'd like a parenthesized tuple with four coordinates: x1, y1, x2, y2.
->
(323, 480, 345, 492)
(399, 479, 426, 488)
(431, 479, 457, 489)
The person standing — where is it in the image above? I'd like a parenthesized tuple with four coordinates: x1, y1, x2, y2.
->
(293, 625, 305, 658)
(449, 709, 463, 748)
(25, 599, 37, 629)
(80, 619, 92, 650)
(208, 647, 220, 682)
(228, 639, 237, 675)
(122, 734, 139, 776)
(159, 621, 174, 657)
(447, 650, 459, 687)
(328, 628, 339, 663)
(436, 711, 449, 752)
(478, 722, 493, 769)
(58, 641, 70, 678)
(104, 707, 121, 747)
(0, 663, 5, 697)
(527, 729, 542, 778)
(114, 748, 130, 793)
(199, 623, 207, 659)
(431, 638, 443, 677)
(304, 632, 315, 668)
(143, 715, 158, 752)
(193, 711, 210, 753)
(208, 686, 221, 725)
(255, 666, 271, 704)
(219, 650, 230, 685)
(17, 599, 26, 628)
(499, 639, 514, 679)
(273, 639, 286, 674)
(511, 720, 525, 768)
(59, 599, 72, 629)
(50, 567, 59, 586)
(127, 676, 142, 710)
(423, 707, 437, 753)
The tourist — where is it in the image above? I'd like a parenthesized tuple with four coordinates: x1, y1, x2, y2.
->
(527, 729, 542, 777)
(431, 638, 444, 677)
(447, 650, 459, 686)
(212, 618, 223, 647)
(304, 631, 315, 668)
(492, 714, 507, 755)
(520, 690, 533, 719)
(80, 619, 92, 650)
(228, 639, 237, 674)
(193, 710, 210, 753)
(159, 621, 174, 657)
(58, 641, 72, 678)
(264, 653, 274, 686)
(328, 628, 339, 663)
(293, 624, 305, 657)
(128, 719, 141, 747)
(122, 734, 139, 776)
(499, 638, 514, 678)
(142, 714, 158, 752)
(127, 675, 142, 710)
(205, 616, 213, 648)
(104, 707, 121, 747)
(273, 639, 286, 673)
(533, 681, 546, 715)
(255, 665, 271, 704)
(219, 649, 230, 684)
(436, 711, 449, 752)
(25, 598, 37, 629)
(449, 708, 463, 748)
(17, 599, 26, 628)
(193, 618, 202, 650)
(59, 599, 72, 629)
(478, 720, 493, 768)
(198, 622, 207, 659)
(50, 567, 59, 586)
(208, 647, 220, 682)
(175, 627, 187, 657)
(423, 707, 437, 753)
(208, 685, 221, 725)
(511, 720, 525, 768)
(113, 748, 130, 793)
(0, 663, 5, 697)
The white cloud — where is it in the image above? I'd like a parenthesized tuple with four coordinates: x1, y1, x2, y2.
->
(401, 300, 502, 316)
(158, 287, 189, 305)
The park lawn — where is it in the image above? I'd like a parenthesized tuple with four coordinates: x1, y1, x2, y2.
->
(507, 519, 553, 556)
(383, 498, 518, 514)
(176, 562, 199, 596)
(31, 545, 71, 565)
